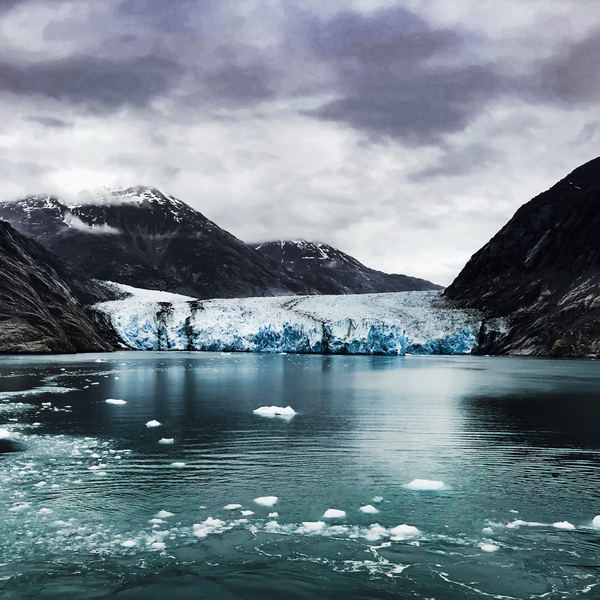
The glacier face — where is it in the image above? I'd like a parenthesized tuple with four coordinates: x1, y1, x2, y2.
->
(94, 284, 505, 355)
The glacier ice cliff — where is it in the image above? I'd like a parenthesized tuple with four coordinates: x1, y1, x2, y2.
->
(93, 284, 507, 356)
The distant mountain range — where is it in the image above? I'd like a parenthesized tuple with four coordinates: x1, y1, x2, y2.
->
(0, 186, 441, 352)
(445, 156, 600, 357)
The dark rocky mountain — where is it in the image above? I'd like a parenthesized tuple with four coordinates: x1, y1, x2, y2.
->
(0, 187, 310, 299)
(252, 240, 442, 294)
(445, 156, 600, 357)
(0, 219, 113, 353)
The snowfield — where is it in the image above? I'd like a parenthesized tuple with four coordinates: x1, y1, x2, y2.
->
(93, 284, 506, 355)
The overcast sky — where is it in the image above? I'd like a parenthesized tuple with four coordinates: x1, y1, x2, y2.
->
(1, 0, 600, 285)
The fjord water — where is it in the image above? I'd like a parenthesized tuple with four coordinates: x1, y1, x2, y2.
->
(1, 353, 600, 599)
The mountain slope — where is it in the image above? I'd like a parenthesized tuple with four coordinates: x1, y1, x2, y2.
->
(0, 220, 113, 353)
(0, 187, 309, 299)
(444, 156, 600, 357)
(252, 240, 442, 294)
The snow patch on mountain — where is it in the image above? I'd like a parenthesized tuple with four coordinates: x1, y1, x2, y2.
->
(93, 285, 506, 355)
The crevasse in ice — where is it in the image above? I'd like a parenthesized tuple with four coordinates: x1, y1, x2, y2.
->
(94, 284, 506, 356)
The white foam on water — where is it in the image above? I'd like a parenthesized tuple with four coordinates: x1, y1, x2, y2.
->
(121, 540, 136, 547)
(105, 399, 126, 405)
(360, 505, 379, 514)
(0, 428, 11, 438)
(146, 420, 161, 427)
(224, 504, 242, 510)
(155, 510, 174, 518)
(151, 541, 165, 550)
(553, 521, 575, 530)
(254, 496, 277, 506)
(506, 520, 547, 529)
(323, 509, 346, 518)
(479, 542, 499, 552)
(171, 462, 185, 467)
(9, 503, 30, 512)
(158, 438, 174, 444)
(38, 508, 53, 515)
(241, 510, 254, 516)
(405, 479, 445, 491)
(253, 406, 296, 418)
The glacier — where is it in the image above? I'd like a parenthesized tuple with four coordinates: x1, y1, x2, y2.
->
(93, 284, 506, 356)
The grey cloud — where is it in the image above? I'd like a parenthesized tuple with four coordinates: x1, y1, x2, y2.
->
(25, 115, 70, 128)
(0, 56, 177, 108)
(204, 64, 276, 102)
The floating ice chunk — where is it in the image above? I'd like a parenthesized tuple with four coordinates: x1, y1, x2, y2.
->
(479, 543, 499, 552)
(95, 359, 105, 363)
(553, 521, 575, 530)
(158, 438, 174, 444)
(146, 420, 161, 427)
(9, 503, 30, 512)
(254, 496, 277, 507)
(389, 524, 419, 537)
(506, 519, 546, 529)
(241, 510, 254, 516)
(91, 382, 99, 385)
(155, 510, 174, 518)
(171, 462, 185, 467)
(481, 527, 494, 534)
(106, 399, 126, 405)
(121, 540, 136, 548)
(405, 479, 445, 491)
(301, 521, 325, 531)
(0, 428, 11, 439)
(360, 505, 379, 514)
(151, 542, 165, 550)
(38, 508, 53, 515)
(253, 406, 296, 418)
(192, 517, 226, 538)
(593, 515, 600, 528)
(323, 509, 346, 518)
(149, 518, 164, 524)
(34, 481, 46, 487)
(268, 512, 278, 518)
(372, 496, 383, 503)
(224, 504, 242, 510)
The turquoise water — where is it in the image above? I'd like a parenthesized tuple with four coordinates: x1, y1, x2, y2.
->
(1, 352, 600, 599)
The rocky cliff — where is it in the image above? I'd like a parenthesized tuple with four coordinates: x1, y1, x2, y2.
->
(445, 157, 600, 357)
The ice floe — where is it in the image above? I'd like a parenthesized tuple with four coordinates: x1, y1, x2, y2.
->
(105, 399, 126, 405)
(389, 524, 420, 538)
(405, 479, 445, 491)
(241, 510, 254, 516)
(372, 496, 383, 503)
(479, 543, 499, 552)
(224, 504, 242, 510)
(253, 406, 296, 418)
(360, 505, 379, 514)
(323, 509, 346, 518)
(146, 420, 161, 427)
(155, 510, 174, 518)
(254, 496, 277, 506)
(593, 515, 600, 528)
(553, 521, 575, 530)
(158, 438, 174, 444)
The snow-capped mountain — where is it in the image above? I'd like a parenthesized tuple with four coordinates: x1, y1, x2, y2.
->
(252, 240, 442, 294)
(0, 187, 308, 299)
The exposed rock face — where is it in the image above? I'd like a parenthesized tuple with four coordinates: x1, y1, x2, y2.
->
(0, 187, 310, 299)
(252, 240, 442, 294)
(445, 157, 600, 357)
(0, 220, 113, 353)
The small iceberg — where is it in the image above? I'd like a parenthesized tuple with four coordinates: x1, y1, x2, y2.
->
(158, 438, 174, 444)
(389, 524, 420, 537)
(254, 496, 277, 507)
(405, 479, 445, 491)
(360, 504, 379, 514)
(106, 399, 126, 405)
(253, 406, 296, 419)
(146, 420, 161, 427)
(323, 509, 346, 518)
(552, 521, 575, 530)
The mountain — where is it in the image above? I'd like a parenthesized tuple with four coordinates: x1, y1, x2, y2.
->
(444, 156, 600, 357)
(0, 187, 309, 299)
(0, 219, 113, 353)
(251, 240, 442, 294)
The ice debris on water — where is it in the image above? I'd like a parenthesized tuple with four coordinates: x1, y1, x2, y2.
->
(323, 509, 346, 518)
(155, 510, 174, 518)
(301, 521, 325, 531)
(405, 479, 445, 491)
(0, 428, 11, 439)
(38, 508, 53, 515)
(253, 406, 296, 418)
(193, 517, 228, 538)
(224, 504, 242, 510)
(158, 438, 174, 444)
(121, 540, 136, 548)
(254, 496, 277, 507)
(268, 512, 278, 518)
(372, 496, 383, 503)
(241, 510, 254, 516)
(146, 420, 161, 427)
(171, 462, 185, 467)
(593, 515, 600, 528)
(389, 524, 420, 538)
(479, 543, 499, 552)
(360, 505, 379, 514)
(106, 399, 126, 405)
(552, 521, 575, 530)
